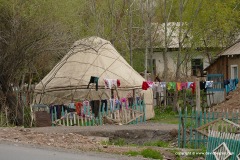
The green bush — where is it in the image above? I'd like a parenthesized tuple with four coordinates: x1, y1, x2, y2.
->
(141, 148, 163, 160)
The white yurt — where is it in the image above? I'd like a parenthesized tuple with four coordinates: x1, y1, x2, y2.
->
(34, 37, 154, 119)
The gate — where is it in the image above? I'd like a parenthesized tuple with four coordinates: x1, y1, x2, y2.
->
(207, 74, 224, 105)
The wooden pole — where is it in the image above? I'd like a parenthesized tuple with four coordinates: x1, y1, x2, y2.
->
(164, 86, 167, 109)
(196, 78, 201, 111)
(133, 89, 136, 104)
(156, 92, 160, 106)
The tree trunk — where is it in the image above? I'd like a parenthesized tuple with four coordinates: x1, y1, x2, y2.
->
(0, 75, 23, 125)
(173, 0, 184, 112)
(163, 0, 169, 81)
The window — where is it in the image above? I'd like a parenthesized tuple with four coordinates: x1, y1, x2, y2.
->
(231, 65, 238, 79)
(191, 59, 203, 76)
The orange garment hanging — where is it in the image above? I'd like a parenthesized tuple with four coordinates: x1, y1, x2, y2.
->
(176, 82, 182, 91)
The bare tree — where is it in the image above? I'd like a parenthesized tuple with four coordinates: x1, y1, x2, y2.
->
(0, 1, 72, 125)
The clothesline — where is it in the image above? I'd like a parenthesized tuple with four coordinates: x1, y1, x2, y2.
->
(87, 76, 121, 90)
(50, 96, 143, 119)
(142, 81, 214, 94)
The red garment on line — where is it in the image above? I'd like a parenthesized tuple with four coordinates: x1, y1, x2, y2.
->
(190, 82, 196, 94)
(117, 79, 120, 87)
(75, 102, 82, 115)
(142, 81, 149, 90)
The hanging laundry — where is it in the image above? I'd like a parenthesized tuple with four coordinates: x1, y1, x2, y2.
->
(128, 97, 134, 107)
(121, 98, 128, 109)
(181, 82, 188, 90)
(152, 82, 162, 92)
(190, 82, 196, 94)
(83, 100, 89, 106)
(104, 79, 120, 89)
(157, 83, 162, 92)
(82, 100, 90, 117)
(136, 97, 140, 105)
(187, 82, 193, 89)
(100, 99, 108, 112)
(117, 79, 120, 87)
(68, 103, 75, 109)
(176, 82, 182, 91)
(90, 100, 100, 117)
(200, 81, 206, 92)
(224, 79, 230, 94)
(232, 78, 239, 89)
(142, 81, 149, 90)
(146, 81, 153, 88)
(205, 81, 213, 88)
(87, 76, 99, 90)
(160, 82, 166, 88)
(75, 102, 82, 116)
(152, 82, 158, 91)
(50, 105, 67, 119)
(109, 98, 115, 111)
(167, 82, 176, 91)
(229, 79, 234, 91)
(115, 99, 121, 109)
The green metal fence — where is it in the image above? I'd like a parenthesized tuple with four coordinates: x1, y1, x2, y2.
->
(178, 109, 240, 149)
(206, 131, 240, 160)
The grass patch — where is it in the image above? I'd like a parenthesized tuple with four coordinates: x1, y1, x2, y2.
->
(112, 138, 126, 146)
(102, 138, 127, 146)
(125, 149, 163, 159)
(125, 151, 140, 156)
(150, 107, 178, 124)
(144, 140, 169, 147)
(141, 148, 163, 159)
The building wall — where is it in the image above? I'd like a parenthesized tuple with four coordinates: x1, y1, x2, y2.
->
(204, 55, 240, 105)
(227, 55, 240, 79)
(152, 51, 209, 78)
(206, 56, 227, 79)
(206, 55, 240, 80)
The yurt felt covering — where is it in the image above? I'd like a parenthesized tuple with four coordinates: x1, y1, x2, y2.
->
(34, 37, 154, 119)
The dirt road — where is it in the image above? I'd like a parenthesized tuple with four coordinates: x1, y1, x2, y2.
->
(0, 123, 178, 159)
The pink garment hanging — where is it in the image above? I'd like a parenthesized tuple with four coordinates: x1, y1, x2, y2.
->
(121, 98, 128, 109)
(181, 82, 188, 89)
(146, 81, 153, 88)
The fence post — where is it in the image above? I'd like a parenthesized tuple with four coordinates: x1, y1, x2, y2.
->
(178, 107, 182, 148)
(196, 78, 201, 111)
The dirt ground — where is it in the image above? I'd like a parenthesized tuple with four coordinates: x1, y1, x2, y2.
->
(211, 87, 240, 112)
(1, 88, 239, 159)
(0, 123, 180, 160)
